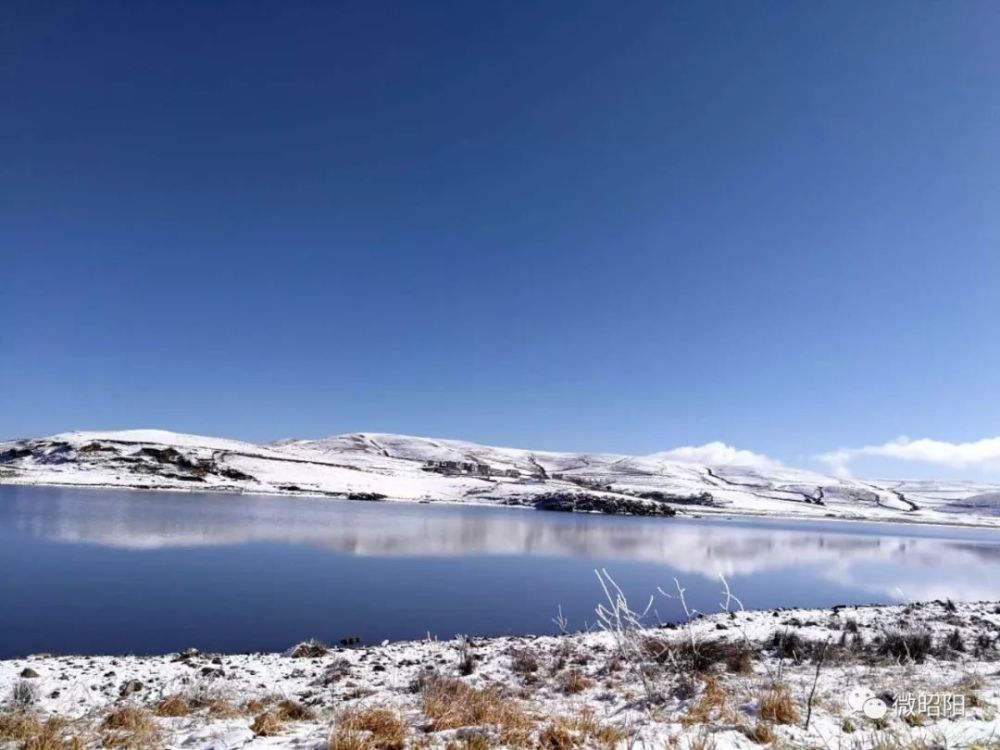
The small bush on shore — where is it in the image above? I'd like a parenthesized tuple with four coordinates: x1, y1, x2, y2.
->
(877, 631, 933, 663)
(509, 647, 540, 676)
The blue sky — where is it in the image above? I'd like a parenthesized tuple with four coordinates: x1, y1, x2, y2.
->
(2, 1, 998, 478)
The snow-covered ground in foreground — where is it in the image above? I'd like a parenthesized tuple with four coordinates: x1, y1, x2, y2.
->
(2, 429, 1000, 526)
(3, 600, 1000, 750)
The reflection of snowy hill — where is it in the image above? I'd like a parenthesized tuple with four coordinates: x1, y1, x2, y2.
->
(3, 429, 1000, 526)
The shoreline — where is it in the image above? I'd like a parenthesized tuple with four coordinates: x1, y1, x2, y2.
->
(4, 476, 1000, 532)
(2, 600, 999, 749)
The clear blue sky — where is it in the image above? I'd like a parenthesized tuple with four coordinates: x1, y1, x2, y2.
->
(2, 1, 998, 474)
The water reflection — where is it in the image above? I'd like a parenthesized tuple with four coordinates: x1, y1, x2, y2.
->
(0, 486, 1000, 656)
(4, 485, 999, 605)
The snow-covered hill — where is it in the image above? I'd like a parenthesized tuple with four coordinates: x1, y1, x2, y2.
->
(2, 429, 999, 526)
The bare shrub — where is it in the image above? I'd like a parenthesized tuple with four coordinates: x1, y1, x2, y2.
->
(9, 680, 39, 709)
(510, 647, 540, 676)
(766, 631, 811, 664)
(942, 629, 965, 654)
(456, 637, 478, 676)
(877, 631, 933, 663)
(669, 638, 755, 674)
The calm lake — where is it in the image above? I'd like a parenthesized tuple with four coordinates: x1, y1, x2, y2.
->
(1, 485, 999, 658)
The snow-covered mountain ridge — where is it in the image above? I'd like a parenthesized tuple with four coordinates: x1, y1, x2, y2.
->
(2, 429, 999, 526)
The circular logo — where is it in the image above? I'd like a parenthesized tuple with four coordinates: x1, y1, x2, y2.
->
(846, 686, 876, 712)
(862, 696, 889, 720)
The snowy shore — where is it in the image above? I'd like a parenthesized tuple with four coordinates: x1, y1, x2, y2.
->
(3, 600, 1000, 750)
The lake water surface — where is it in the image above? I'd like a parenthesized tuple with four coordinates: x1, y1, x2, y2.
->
(2, 485, 999, 657)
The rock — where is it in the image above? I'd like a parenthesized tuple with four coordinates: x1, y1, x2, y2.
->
(20, 668, 40, 679)
(285, 639, 330, 658)
(119, 679, 143, 696)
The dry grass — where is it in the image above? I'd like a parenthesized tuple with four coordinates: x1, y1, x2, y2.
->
(538, 709, 625, 750)
(421, 676, 533, 745)
(22, 720, 86, 750)
(538, 723, 576, 750)
(153, 695, 192, 717)
(743, 721, 775, 745)
(0, 710, 43, 742)
(334, 706, 407, 750)
(243, 697, 271, 714)
(557, 669, 594, 695)
(758, 685, 798, 725)
(251, 699, 316, 737)
(101, 706, 160, 749)
(329, 728, 377, 750)
(681, 677, 732, 727)
(203, 697, 242, 718)
(1, 712, 86, 750)
(251, 710, 286, 737)
(275, 699, 315, 721)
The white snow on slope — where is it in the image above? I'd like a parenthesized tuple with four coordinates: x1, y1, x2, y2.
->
(3, 429, 1000, 527)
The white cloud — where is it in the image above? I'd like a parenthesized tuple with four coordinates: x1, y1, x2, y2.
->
(653, 441, 782, 470)
(817, 435, 1000, 477)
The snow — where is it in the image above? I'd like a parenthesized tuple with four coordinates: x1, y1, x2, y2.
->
(3, 429, 1000, 527)
(3, 599, 999, 750)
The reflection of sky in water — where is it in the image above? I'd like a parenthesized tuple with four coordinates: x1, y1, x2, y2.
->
(1, 485, 999, 657)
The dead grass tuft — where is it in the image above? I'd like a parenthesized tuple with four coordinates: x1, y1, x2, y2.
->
(758, 686, 798, 725)
(538, 723, 576, 750)
(682, 677, 731, 727)
(422, 676, 533, 745)
(743, 721, 775, 745)
(539, 710, 625, 750)
(557, 669, 594, 695)
(0, 710, 43, 742)
(198, 697, 241, 718)
(251, 699, 316, 737)
(0, 712, 85, 750)
(251, 710, 286, 737)
(22, 718, 86, 750)
(275, 699, 315, 721)
(329, 728, 376, 750)
(336, 706, 407, 750)
(101, 706, 160, 749)
(153, 695, 191, 717)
